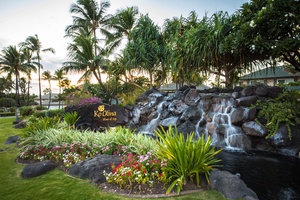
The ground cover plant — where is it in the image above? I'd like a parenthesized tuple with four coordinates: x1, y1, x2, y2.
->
(1, 117, 227, 199)
(255, 90, 300, 139)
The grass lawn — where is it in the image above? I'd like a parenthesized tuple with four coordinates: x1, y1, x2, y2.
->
(0, 117, 227, 200)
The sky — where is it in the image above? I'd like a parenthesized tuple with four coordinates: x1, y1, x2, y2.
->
(0, 0, 249, 94)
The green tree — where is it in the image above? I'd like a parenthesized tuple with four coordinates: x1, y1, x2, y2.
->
(163, 11, 205, 87)
(237, 0, 300, 72)
(104, 6, 139, 53)
(20, 35, 55, 107)
(0, 46, 34, 107)
(52, 69, 67, 109)
(65, 0, 111, 56)
(123, 14, 169, 88)
(21, 48, 37, 106)
(42, 70, 53, 109)
(0, 76, 13, 94)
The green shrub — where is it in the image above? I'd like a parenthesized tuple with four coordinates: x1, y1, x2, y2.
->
(62, 111, 79, 128)
(0, 97, 16, 107)
(8, 107, 16, 112)
(36, 105, 47, 110)
(47, 109, 65, 117)
(19, 106, 35, 117)
(256, 90, 300, 139)
(155, 126, 222, 195)
(24, 116, 61, 137)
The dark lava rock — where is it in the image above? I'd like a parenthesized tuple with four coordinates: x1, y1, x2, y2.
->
(21, 160, 58, 178)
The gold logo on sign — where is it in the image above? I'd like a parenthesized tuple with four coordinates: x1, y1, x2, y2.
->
(98, 105, 105, 111)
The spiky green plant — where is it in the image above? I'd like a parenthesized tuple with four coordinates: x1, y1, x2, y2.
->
(62, 111, 80, 129)
(155, 126, 222, 195)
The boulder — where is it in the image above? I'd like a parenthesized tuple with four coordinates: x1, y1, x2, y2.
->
(210, 169, 259, 200)
(255, 86, 268, 96)
(236, 96, 258, 107)
(184, 89, 200, 106)
(21, 160, 58, 178)
(4, 135, 20, 144)
(242, 121, 267, 137)
(68, 154, 122, 185)
(240, 86, 255, 96)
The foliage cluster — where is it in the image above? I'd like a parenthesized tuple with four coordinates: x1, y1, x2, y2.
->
(65, 89, 102, 107)
(104, 152, 167, 189)
(0, 97, 16, 107)
(155, 126, 222, 194)
(19, 106, 35, 116)
(256, 90, 300, 139)
(19, 116, 222, 195)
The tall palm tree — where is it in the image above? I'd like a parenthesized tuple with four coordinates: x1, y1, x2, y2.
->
(21, 48, 37, 106)
(20, 34, 55, 107)
(63, 34, 109, 91)
(52, 69, 66, 109)
(65, 0, 111, 56)
(42, 70, 53, 109)
(0, 46, 35, 109)
(104, 6, 139, 53)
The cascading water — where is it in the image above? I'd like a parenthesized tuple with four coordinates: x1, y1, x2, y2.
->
(137, 101, 164, 136)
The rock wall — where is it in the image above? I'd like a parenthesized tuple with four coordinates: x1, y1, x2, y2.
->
(126, 86, 300, 157)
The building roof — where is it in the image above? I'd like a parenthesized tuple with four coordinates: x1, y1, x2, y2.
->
(159, 83, 210, 91)
(240, 66, 300, 80)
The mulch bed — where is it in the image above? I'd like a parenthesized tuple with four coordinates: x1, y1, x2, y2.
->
(16, 157, 208, 197)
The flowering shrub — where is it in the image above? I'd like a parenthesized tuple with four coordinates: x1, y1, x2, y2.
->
(104, 152, 167, 189)
(19, 143, 128, 169)
(65, 89, 102, 108)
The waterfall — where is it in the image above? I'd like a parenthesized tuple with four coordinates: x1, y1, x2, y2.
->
(137, 101, 164, 136)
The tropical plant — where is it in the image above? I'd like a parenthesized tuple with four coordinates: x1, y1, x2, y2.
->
(20, 35, 55, 107)
(104, 6, 139, 53)
(21, 47, 37, 106)
(122, 14, 169, 88)
(52, 69, 67, 109)
(155, 126, 222, 195)
(19, 106, 35, 117)
(237, 0, 300, 72)
(0, 45, 35, 107)
(256, 90, 300, 139)
(104, 152, 166, 189)
(0, 97, 16, 107)
(42, 70, 53, 109)
(23, 116, 61, 137)
(62, 111, 80, 129)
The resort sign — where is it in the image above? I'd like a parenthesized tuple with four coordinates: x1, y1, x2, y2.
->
(65, 103, 129, 130)
(94, 104, 117, 122)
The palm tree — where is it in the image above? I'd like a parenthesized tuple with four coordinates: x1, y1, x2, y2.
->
(52, 69, 66, 109)
(104, 6, 139, 53)
(42, 70, 53, 109)
(65, 0, 111, 56)
(20, 34, 55, 107)
(63, 34, 109, 92)
(0, 46, 35, 109)
(21, 48, 37, 106)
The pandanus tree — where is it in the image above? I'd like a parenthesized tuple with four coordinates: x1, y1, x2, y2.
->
(122, 14, 169, 88)
(20, 35, 55, 107)
(0, 45, 36, 108)
(162, 11, 206, 88)
(185, 11, 261, 89)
